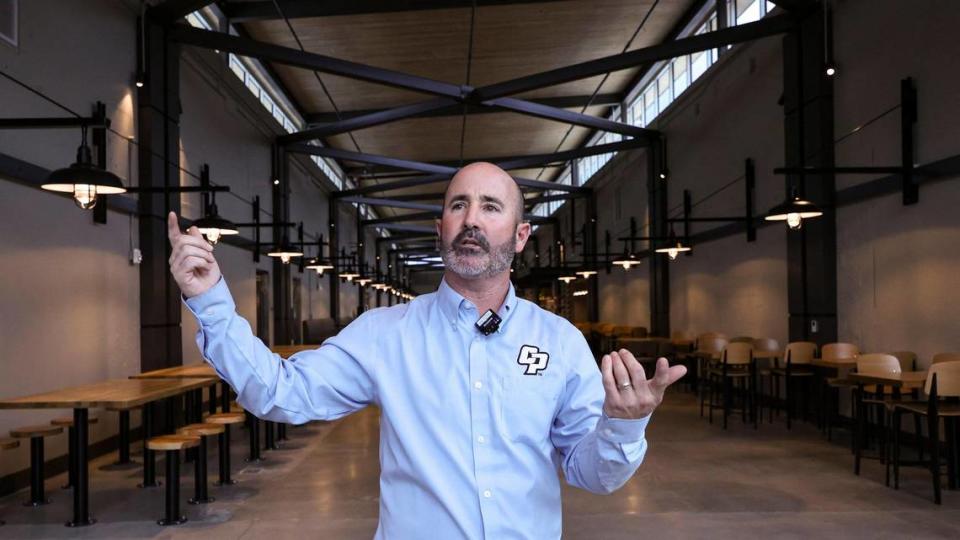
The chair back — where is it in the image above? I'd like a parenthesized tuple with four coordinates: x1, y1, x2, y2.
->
(822, 342, 859, 361)
(925, 361, 960, 397)
(722, 342, 753, 366)
(630, 326, 648, 338)
(932, 352, 960, 365)
(697, 336, 728, 357)
(698, 332, 727, 341)
(856, 354, 901, 375)
(730, 336, 754, 344)
(612, 325, 634, 338)
(753, 338, 780, 353)
(889, 351, 918, 371)
(784, 342, 817, 365)
(671, 330, 694, 341)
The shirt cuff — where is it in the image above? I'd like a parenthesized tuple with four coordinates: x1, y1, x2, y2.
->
(183, 277, 235, 324)
(596, 412, 651, 444)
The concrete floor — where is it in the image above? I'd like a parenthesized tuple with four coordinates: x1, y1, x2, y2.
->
(2, 391, 960, 539)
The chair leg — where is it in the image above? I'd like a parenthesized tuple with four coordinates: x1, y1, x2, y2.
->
(930, 412, 942, 505)
(24, 437, 51, 507)
(216, 425, 236, 486)
(188, 436, 214, 504)
(893, 410, 902, 490)
(946, 416, 957, 491)
(723, 377, 731, 430)
(158, 450, 187, 525)
(786, 377, 793, 430)
(916, 413, 925, 462)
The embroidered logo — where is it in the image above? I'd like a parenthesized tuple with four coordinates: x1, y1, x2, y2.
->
(517, 345, 550, 375)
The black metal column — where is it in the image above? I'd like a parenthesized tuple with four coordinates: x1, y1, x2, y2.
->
(329, 198, 341, 326)
(783, 8, 837, 345)
(272, 145, 293, 344)
(138, 11, 183, 383)
(648, 139, 670, 337)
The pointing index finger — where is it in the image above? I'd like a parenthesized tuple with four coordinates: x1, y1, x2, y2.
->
(167, 212, 182, 241)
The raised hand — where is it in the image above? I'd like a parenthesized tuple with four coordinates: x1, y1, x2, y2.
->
(601, 349, 687, 420)
(167, 211, 222, 298)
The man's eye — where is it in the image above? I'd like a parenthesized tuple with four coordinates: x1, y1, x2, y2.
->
(451, 202, 465, 210)
(485, 204, 499, 212)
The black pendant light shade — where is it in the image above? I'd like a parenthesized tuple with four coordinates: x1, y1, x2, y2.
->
(765, 189, 824, 230)
(192, 203, 239, 245)
(42, 128, 126, 209)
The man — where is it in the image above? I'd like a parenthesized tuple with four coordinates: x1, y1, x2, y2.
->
(168, 162, 685, 539)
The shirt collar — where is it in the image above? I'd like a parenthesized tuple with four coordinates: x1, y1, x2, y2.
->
(436, 277, 519, 334)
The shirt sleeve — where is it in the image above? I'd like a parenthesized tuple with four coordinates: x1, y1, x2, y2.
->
(184, 277, 379, 424)
(550, 326, 650, 494)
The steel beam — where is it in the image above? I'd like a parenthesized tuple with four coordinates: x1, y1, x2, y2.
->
(495, 138, 647, 170)
(279, 98, 458, 145)
(484, 97, 657, 140)
(474, 15, 796, 100)
(341, 196, 443, 212)
(304, 94, 623, 124)
(363, 211, 439, 226)
(369, 223, 436, 234)
(168, 25, 465, 98)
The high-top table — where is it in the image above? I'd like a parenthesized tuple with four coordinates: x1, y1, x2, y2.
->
(0, 377, 217, 527)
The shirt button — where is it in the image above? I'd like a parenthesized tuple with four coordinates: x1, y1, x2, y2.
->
(483, 490, 492, 498)
(473, 381, 483, 389)
(477, 435, 486, 444)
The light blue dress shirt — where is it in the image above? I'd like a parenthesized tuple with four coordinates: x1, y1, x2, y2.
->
(185, 277, 650, 539)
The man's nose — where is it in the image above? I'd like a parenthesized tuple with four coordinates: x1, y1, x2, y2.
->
(463, 203, 480, 228)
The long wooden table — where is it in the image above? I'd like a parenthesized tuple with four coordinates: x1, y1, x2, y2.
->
(0, 377, 217, 527)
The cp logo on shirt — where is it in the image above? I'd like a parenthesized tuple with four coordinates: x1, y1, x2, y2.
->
(517, 345, 549, 375)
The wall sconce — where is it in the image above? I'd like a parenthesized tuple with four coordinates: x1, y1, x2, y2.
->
(267, 243, 304, 264)
(41, 125, 126, 209)
(573, 290, 589, 297)
(192, 165, 238, 245)
(765, 188, 823, 230)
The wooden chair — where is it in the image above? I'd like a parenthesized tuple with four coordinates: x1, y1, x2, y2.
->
(730, 336, 754, 344)
(10, 424, 63, 506)
(177, 423, 225, 505)
(821, 343, 860, 439)
(51, 415, 98, 490)
(695, 335, 729, 417)
(891, 361, 960, 504)
(752, 338, 780, 422)
(206, 412, 245, 486)
(147, 435, 201, 526)
(823, 342, 860, 361)
(932, 352, 960, 365)
(850, 354, 901, 479)
(771, 342, 817, 429)
(891, 351, 918, 372)
(708, 342, 756, 430)
(0, 438, 20, 525)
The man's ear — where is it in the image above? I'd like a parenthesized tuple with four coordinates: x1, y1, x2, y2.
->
(514, 221, 531, 253)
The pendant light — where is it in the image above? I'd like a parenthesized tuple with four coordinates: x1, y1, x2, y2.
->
(41, 126, 126, 209)
(765, 187, 823, 230)
(576, 269, 598, 278)
(611, 245, 640, 270)
(306, 258, 334, 275)
(192, 197, 238, 246)
(655, 227, 692, 261)
(267, 242, 303, 264)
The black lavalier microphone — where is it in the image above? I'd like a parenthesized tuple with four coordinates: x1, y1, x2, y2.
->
(475, 309, 502, 336)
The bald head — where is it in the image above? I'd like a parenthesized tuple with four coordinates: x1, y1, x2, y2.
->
(444, 162, 525, 224)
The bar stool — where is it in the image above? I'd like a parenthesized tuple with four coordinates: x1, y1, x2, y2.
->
(146, 435, 200, 526)
(1, 438, 21, 525)
(206, 412, 245, 486)
(177, 423, 224, 504)
(10, 424, 63, 506)
(50, 415, 99, 489)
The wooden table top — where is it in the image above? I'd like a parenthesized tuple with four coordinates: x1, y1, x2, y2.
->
(848, 371, 927, 389)
(811, 358, 859, 368)
(130, 364, 218, 379)
(0, 377, 218, 410)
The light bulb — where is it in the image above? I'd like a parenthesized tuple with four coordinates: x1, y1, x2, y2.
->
(667, 248, 679, 260)
(202, 229, 222, 245)
(73, 184, 98, 210)
(280, 253, 291, 264)
(826, 65, 836, 77)
(786, 213, 803, 230)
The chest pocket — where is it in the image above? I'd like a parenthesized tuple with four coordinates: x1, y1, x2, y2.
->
(497, 373, 563, 444)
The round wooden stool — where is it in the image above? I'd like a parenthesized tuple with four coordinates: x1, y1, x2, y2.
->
(10, 425, 63, 506)
(146, 435, 200, 526)
(50, 416, 99, 489)
(177, 423, 224, 504)
(205, 412, 245, 486)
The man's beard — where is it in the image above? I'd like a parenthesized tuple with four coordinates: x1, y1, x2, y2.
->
(440, 227, 516, 279)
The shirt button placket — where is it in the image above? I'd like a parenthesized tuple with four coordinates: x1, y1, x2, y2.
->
(469, 336, 495, 532)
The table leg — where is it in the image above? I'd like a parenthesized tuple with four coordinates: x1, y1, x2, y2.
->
(65, 408, 95, 527)
(854, 384, 864, 476)
(247, 413, 262, 462)
(220, 381, 231, 413)
(139, 403, 160, 488)
(192, 389, 203, 423)
(208, 384, 218, 415)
